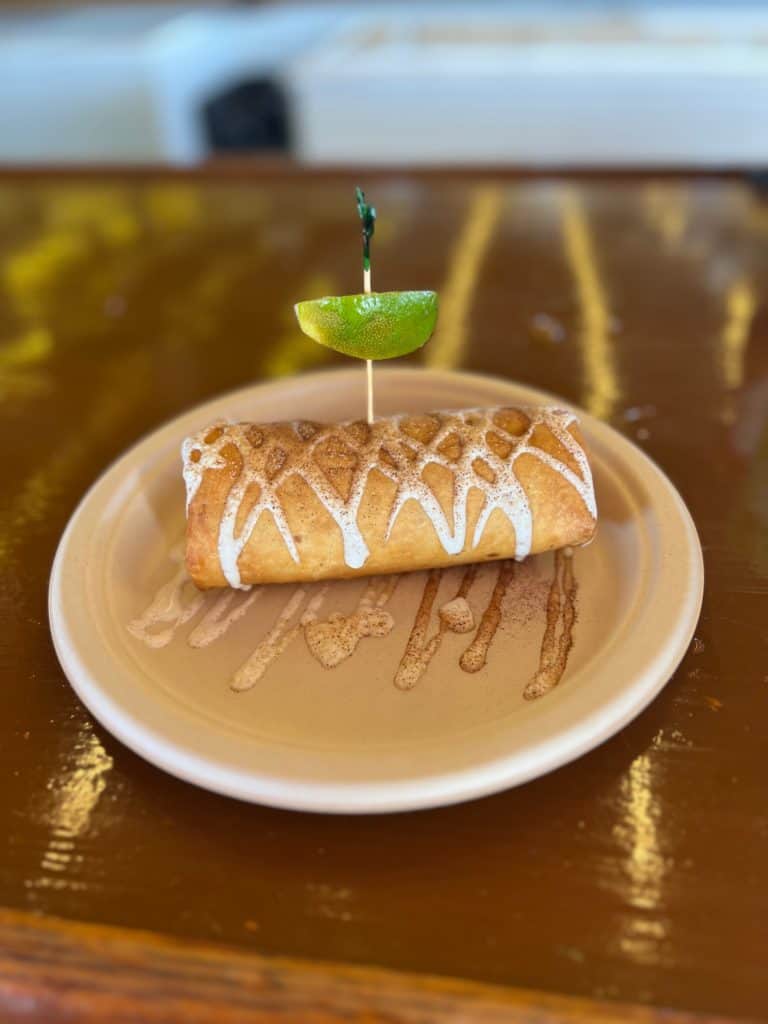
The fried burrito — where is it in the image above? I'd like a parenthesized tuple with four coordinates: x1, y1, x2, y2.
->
(182, 407, 597, 589)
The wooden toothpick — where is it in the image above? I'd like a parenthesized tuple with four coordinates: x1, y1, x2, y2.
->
(356, 187, 376, 424)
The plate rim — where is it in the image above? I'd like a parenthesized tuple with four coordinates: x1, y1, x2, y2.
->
(49, 367, 704, 813)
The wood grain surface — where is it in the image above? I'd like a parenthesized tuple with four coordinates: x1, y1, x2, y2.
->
(1, 171, 767, 1020)
(0, 909, 752, 1024)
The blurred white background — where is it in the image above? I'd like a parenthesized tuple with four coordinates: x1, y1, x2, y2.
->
(0, 1, 767, 166)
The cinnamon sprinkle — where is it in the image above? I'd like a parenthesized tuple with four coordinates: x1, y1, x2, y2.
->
(459, 560, 516, 673)
(524, 550, 577, 700)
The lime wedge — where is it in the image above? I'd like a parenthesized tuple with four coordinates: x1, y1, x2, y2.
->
(294, 290, 438, 360)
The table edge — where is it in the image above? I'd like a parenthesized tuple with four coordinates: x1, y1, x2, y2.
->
(0, 908, 750, 1024)
(0, 160, 752, 182)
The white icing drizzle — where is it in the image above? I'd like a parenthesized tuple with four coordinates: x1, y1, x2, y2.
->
(181, 406, 597, 591)
(188, 588, 261, 649)
(181, 421, 226, 514)
(127, 545, 205, 649)
(182, 422, 299, 589)
(231, 585, 328, 692)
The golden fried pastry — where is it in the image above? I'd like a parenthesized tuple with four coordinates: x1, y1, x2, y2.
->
(182, 406, 597, 589)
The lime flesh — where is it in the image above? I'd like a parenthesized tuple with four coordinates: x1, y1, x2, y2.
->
(294, 290, 438, 360)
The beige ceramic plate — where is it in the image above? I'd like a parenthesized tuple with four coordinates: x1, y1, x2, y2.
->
(49, 368, 703, 813)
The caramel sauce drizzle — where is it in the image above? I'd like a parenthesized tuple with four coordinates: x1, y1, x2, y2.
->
(459, 560, 516, 673)
(524, 550, 577, 700)
(394, 565, 478, 690)
(128, 549, 578, 699)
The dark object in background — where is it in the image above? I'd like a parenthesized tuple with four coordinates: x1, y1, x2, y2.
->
(203, 79, 289, 154)
(746, 171, 768, 200)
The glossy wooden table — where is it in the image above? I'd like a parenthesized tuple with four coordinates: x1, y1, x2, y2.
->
(1, 169, 766, 1023)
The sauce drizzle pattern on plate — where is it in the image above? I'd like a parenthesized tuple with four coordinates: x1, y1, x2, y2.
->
(128, 547, 578, 699)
